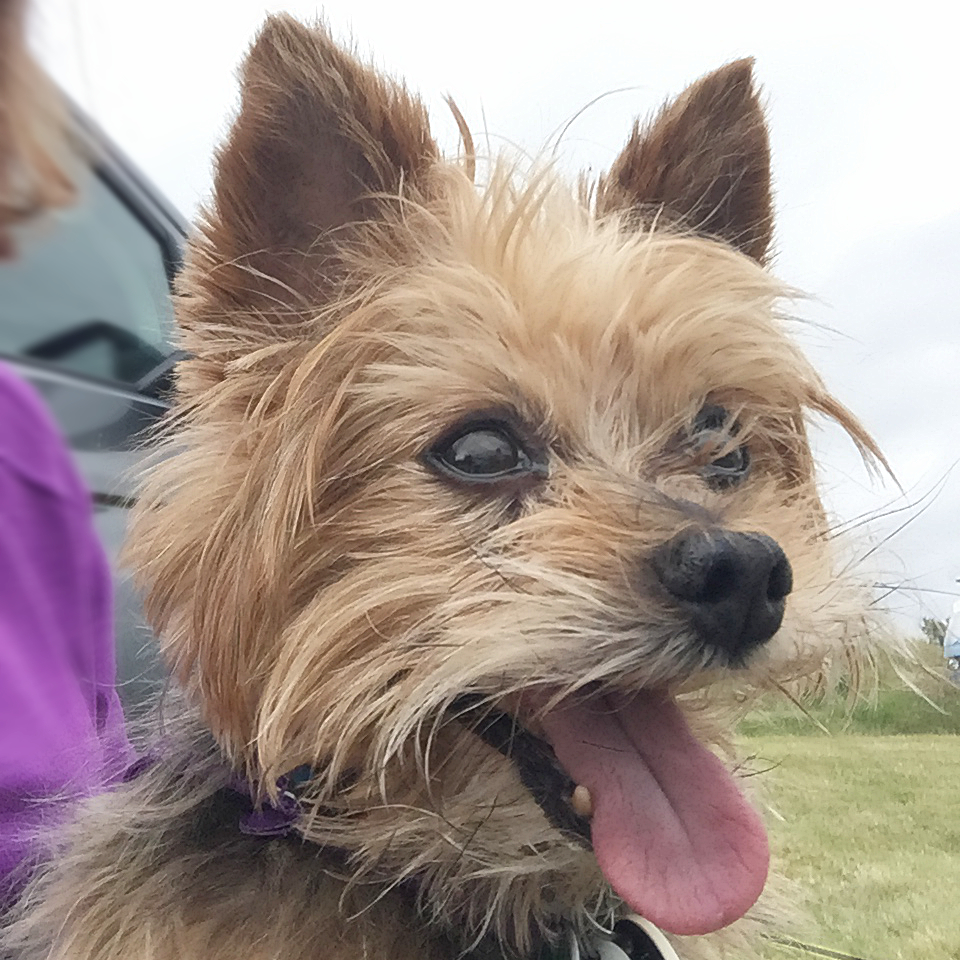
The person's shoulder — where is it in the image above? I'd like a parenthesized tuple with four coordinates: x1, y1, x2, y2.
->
(0, 363, 86, 503)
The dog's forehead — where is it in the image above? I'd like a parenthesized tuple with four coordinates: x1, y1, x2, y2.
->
(373, 215, 809, 437)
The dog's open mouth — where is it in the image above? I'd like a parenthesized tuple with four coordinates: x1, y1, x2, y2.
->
(455, 689, 769, 937)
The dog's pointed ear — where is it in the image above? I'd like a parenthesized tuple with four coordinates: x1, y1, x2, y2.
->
(196, 15, 438, 311)
(597, 59, 772, 263)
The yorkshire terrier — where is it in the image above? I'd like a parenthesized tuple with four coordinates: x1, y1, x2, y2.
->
(5, 14, 885, 960)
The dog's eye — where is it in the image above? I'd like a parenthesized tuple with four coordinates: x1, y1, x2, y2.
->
(692, 404, 751, 488)
(706, 445, 750, 485)
(425, 422, 546, 484)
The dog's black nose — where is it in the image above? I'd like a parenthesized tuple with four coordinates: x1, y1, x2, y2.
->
(651, 528, 792, 659)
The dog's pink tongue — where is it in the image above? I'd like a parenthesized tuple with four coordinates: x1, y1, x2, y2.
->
(540, 692, 768, 936)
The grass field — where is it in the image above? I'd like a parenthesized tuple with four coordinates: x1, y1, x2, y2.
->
(741, 650, 960, 960)
(748, 735, 960, 960)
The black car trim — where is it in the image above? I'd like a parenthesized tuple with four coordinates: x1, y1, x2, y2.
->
(92, 491, 137, 511)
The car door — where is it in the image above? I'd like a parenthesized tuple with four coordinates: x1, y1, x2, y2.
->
(0, 114, 187, 712)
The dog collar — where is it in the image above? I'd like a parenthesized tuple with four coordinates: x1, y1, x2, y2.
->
(231, 765, 314, 837)
(562, 917, 681, 960)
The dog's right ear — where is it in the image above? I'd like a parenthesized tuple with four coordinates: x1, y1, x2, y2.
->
(193, 15, 437, 316)
(596, 60, 772, 264)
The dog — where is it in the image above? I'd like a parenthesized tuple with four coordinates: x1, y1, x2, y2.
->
(3, 14, 886, 960)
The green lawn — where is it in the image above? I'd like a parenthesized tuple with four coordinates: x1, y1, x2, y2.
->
(741, 663, 960, 960)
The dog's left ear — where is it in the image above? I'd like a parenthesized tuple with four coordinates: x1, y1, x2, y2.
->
(597, 59, 772, 263)
(190, 15, 438, 318)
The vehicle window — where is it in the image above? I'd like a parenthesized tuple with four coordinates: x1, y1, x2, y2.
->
(0, 169, 175, 388)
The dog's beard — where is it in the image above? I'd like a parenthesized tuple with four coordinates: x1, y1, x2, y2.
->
(454, 686, 768, 938)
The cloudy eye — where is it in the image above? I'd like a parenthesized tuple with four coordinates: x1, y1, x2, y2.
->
(425, 421, 547, 485)
(692, 404, 751, 488)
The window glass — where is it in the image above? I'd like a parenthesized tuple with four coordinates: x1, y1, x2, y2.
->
(0, 169, 175, 388)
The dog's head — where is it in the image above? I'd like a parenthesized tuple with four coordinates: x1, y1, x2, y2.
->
(131, 15, 881, 955)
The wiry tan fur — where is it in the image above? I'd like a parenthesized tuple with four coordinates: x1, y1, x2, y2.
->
(3, 15, 887, 960)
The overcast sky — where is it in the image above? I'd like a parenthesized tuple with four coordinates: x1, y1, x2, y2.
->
(33, 0, 960, 627)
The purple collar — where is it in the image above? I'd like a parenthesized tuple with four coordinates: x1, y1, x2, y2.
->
(230, 765, 314, 838)
(122, 756, 313, 839)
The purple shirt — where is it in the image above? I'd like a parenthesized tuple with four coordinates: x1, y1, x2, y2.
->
(0, 364, 131, 902)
